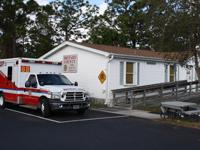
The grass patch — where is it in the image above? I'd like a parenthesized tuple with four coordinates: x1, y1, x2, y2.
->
(135, 106, 161, 114)
(90, 101, 107, 109)
(157, 118, 200, 130)
(136, 105, 200, 129)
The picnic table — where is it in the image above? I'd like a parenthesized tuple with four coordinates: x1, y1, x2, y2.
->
(160, 101, 200, 121)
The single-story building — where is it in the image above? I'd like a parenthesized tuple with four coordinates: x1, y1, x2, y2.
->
(40, 41, 197, 105)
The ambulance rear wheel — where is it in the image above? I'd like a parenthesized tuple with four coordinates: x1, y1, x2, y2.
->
(0, 94, 6, 109)
(41, 98, 51, 117)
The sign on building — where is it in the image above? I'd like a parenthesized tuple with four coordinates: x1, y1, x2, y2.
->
(98, 70, 106, 84)
(63, 55, 78, 73)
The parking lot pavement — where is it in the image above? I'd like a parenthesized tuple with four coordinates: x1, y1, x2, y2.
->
(0, 105, 200, 150)
(2, 104, 125, 123)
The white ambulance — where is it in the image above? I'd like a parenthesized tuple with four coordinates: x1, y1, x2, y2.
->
(0, 58, 90, 117)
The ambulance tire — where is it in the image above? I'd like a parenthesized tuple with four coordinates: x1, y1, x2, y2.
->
(0, 93, 6, 109)
(41, 98, 51, 117)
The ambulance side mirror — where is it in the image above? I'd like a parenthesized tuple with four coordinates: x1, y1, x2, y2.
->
(74, 82, 78, 86)
(40, 82, 45, 86)
(31, 82, 37, 88)
(25, 81, 31, 88)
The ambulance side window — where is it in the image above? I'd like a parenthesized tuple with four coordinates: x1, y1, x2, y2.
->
(7, 66, 12, 81)
(27, 75, 37, 88)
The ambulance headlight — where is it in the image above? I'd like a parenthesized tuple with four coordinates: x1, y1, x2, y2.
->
(84, 92, 89, 96)
(51, 92, 61, 99)
(84, 92, 89, 100)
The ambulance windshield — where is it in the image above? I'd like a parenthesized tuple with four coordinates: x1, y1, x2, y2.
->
(37, 74, 72, 86)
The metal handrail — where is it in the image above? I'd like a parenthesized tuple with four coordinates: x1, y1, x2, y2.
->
(112, 80, 200, 109)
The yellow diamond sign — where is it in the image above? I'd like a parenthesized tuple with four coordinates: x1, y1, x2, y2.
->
(98, 71, 106, 84)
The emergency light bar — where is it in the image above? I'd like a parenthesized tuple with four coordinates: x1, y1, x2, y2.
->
(21, 59, 62, 65)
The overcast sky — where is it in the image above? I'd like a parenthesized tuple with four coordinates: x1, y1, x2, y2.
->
(89, 0, 105, 5)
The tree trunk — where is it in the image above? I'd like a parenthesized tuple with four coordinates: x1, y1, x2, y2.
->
(6, 41, 12, 58)
(65, 31, 69, 41)
(12, 32, 16, 57)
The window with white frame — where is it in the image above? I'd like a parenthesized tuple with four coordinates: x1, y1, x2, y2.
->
(126, 62, 134, 84)
(120, 62, 136, 85)
(169, 65, 175, 82)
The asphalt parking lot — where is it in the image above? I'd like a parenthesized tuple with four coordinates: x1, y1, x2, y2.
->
(0, 105, 200, 150)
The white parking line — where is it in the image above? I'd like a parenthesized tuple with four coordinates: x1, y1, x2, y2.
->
(5, 108, 128, 124)
(59, 116, 128, 124)
(5, 108, 61, 123)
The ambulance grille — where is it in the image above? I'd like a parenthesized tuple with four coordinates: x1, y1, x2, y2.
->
(65, 92, 84, 101)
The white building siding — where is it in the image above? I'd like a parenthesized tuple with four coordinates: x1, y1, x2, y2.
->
(40, 41, 198, 105)
(179, 65, 187, 81)
(109, 59, 165, 89)
(178, 58, 197, 82)
(107, 59, 166, 101)
(45, 46, 109, 100)
(109, 59, 138, 90)
(139, 62, 165, 85)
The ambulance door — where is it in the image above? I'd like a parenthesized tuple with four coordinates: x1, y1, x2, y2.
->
(4, 66, 17, 102)
(23, 74, 40, 106)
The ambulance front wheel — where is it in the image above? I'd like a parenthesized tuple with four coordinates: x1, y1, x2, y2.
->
(41, 98, 51, 117)
(0, 93, 6, 109)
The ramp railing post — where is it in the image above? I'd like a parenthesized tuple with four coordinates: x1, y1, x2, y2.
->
(176, 81, 178, 100)
(196, 82, 198, 92)
(143, 89, 146, 106)
(159, 86, 163, 97)
(130, 90, 134, 110)
(113, 92, 116, 106)
(125, 91, 128, 104)
(189, 82, 192, 96)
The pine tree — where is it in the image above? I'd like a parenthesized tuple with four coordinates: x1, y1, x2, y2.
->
(50, 0, 98, 41)
(0, 0, 38, 58)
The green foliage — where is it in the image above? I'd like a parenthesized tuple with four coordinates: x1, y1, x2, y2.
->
(89, 0, 150, 48)
(88, 16, 127, 46)
(0, 0, 35, 58)
(50, 0, 98, 41)
(24, 4, 57, 58)
(89, 0, 200, 52)
(0, 0, 200, 58)
(145, 0, 199, 52)
(0, 0, 99, 58)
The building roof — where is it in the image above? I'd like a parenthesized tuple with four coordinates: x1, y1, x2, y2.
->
(79, 43, 164, 59)
(40, 41, 191, 63)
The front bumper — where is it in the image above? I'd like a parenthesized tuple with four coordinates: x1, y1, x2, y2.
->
(49, 99, 90, 111)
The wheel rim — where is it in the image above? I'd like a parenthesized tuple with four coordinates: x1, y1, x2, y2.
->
(41, 103, 45, 113)
(0, 96, 4, 106)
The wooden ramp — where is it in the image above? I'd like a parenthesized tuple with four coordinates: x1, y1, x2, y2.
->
(112, 80, 200, 109)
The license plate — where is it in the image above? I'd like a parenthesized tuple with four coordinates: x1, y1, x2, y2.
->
(73, 105, 80, 109)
